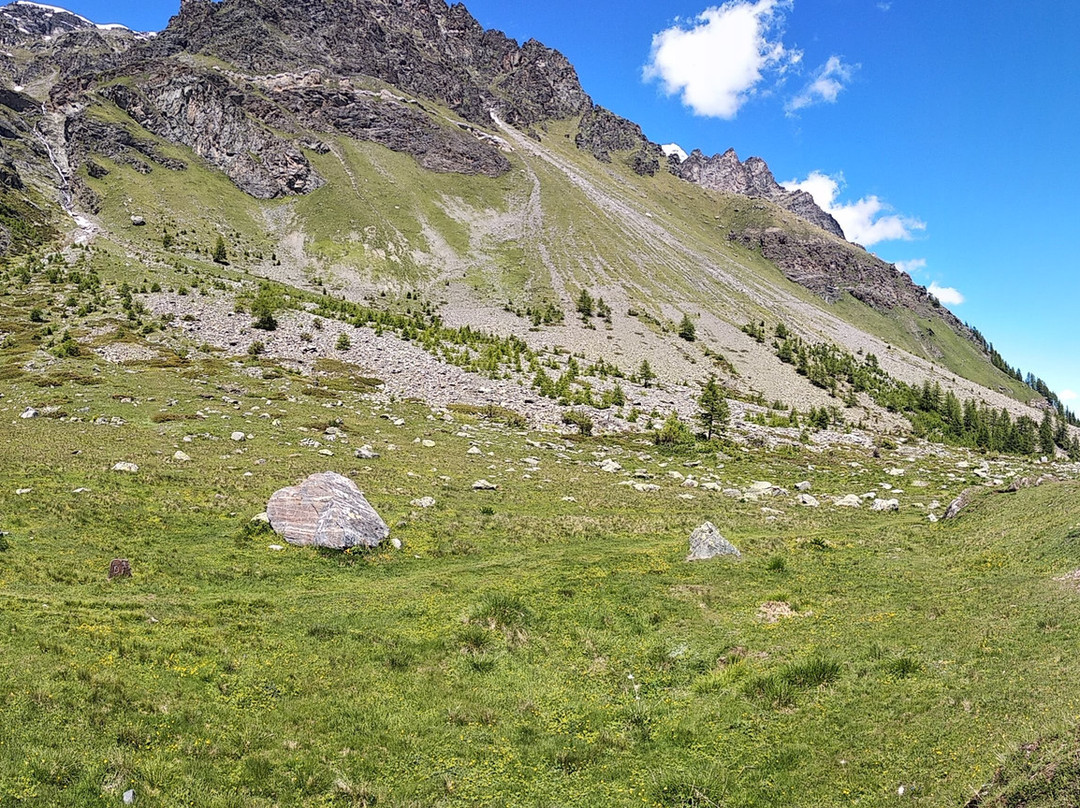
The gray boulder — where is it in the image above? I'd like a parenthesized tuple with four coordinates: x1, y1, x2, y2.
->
(686, 521, 741, 562)
(943, 487, 980, 520)
(266, 471, 389, 550)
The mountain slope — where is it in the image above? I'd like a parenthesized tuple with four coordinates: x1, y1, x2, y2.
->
(0, 0, 1061, 442)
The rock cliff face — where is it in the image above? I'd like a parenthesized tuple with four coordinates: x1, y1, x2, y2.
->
(677, 149, 845, 239)
(729, 226, 967, 331)
(574, 104, 664, 176)
(146, 0, 591, 127)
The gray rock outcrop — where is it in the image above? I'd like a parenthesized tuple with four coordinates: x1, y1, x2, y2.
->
(686, 521, 741, 561)
(676, 148, 844, 238)
(266, 471, 389, 549)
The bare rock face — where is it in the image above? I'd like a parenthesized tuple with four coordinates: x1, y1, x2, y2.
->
(96, 67, 323, 199)
(676, 148, 845, 238)
(267, 471, 389, 550)
(729, 226, 972, 335)
(574, 104, 664, 176)
(686, 521, 741, 562)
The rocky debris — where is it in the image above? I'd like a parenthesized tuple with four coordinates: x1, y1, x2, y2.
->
(112, 461, 139, 473)
(266, 471, 389, 550)
(410, 496, 435, 508)
(19, 407, 38, 419)
(123, 789, 135, 805)
(633, 482, 661, 493)
(173, 450, 191, 462)
(471, 479, 498, 490)
(943, 487, 980, 519)
(354, 445, 380, 459)
(675, 148, 843, 237)
(108, 558, 132, 579)
(686, 521, 741, 562)
(467, 446, 483, 455)
(1004, 475, 1057, 492)
(15, 487, 31, 495)
(130, 214, 146, 226)
(798, 493, 820, 507)
(834, 494, 862, 507)
(871, 498, 900, 512)
(729, 226, 971, 335)
(230, 431, 247, 441)
(795, 480, 812, 491)
(66, 111, 188, 177)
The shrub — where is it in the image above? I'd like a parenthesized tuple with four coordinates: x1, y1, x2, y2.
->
(562, 409, 594, 436)
(335, 333, 351, 351)
(654, 411, 693, 446)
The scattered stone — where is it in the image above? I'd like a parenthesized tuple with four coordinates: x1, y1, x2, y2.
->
(927, 513, 939, 523)
(318, 449, 334, 456)
(15, 488, 31, 495)
(251, 512, 270, 524)
(681, 478, 699, 488)
(421, 439, 435, 447)
(795, 481, 812, 491)
(834, 494, 862, 507)
(797, 493, 819, 507)
(230, 431, 247, 441)
(472, 479, 498, 490)
(391, 537, 403, 549)
(130, 214, 146, 226)
(410, 496, 436, 508)
(123, 789, 135, 805)
(598, 458, 622, 473)
(633, 483, 661, 493)
(266, 471, 389, 550)
(268, 544, 285, 551)
(173, 450, 191, 462)
(72, 488, 90, 494)
(943, 487, 980, 519)
(112, 462, 139, 473)
(561, 495, 577, 502)
(871, 498, 900, 512)
(885, 468, 906, 476)
(467, 446, 483, 455)
(19, 407, 38, 419)
(354, 445, 379, 459)
(686, 521, 741, 562)
(108, 558, 132, 579)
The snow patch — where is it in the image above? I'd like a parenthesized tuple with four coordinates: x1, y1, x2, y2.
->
(661, 143, 688, 163)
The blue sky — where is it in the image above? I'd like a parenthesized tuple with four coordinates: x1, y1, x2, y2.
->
(47, 0, 1080, 401)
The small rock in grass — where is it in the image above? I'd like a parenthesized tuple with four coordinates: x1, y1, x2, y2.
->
(19, 407, 38, 419)
(354, 445, 379, 459)
(410, 496, 436, 508)
(472, 479, 498, 490)
(798, 493, 819, 507)
(108, 559, 132, 579)
(15, 488, 31, 495)
(421, 439, 435, 448)
(871, 498, 900, 512)
(173, 450, 191, 462)
(686, 521, 741, 562)
(795, 480, 812, 491)
(112, 462, 139, 473)
(123, 789, 135, 804)
(230, 431, 246, 442)
(834, 494, 861, 507)
(467, 446, 482, 455)
(268, 544, 285, 551)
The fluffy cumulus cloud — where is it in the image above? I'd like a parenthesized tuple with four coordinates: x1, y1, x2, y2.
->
(644, 0, 799, 119)
(786, 55, 857, 114)
(927, 282, 965, 306)
(781, 170, 926, 247)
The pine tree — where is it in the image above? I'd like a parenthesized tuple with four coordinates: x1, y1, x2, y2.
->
(678, 313, 696, 342)
(697, 375, 729, 439)
(212, 234, 228, 265)
(636, 359, 656, 388)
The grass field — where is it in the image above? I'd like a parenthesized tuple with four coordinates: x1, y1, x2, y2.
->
(2, 343, 1080, 806)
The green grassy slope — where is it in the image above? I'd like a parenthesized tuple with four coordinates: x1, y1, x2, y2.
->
(1, 336, 1079, 804)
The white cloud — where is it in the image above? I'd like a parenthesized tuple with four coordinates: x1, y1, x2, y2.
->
(781, 170, 926, 246)
(786, 55, 857, 114)
(643, 1, 800, 119)
(1060, 389, 1078, 402)
(662, 143, 689, 162)
(928, 282, 965, 306)
(894, 258, 927, 276)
